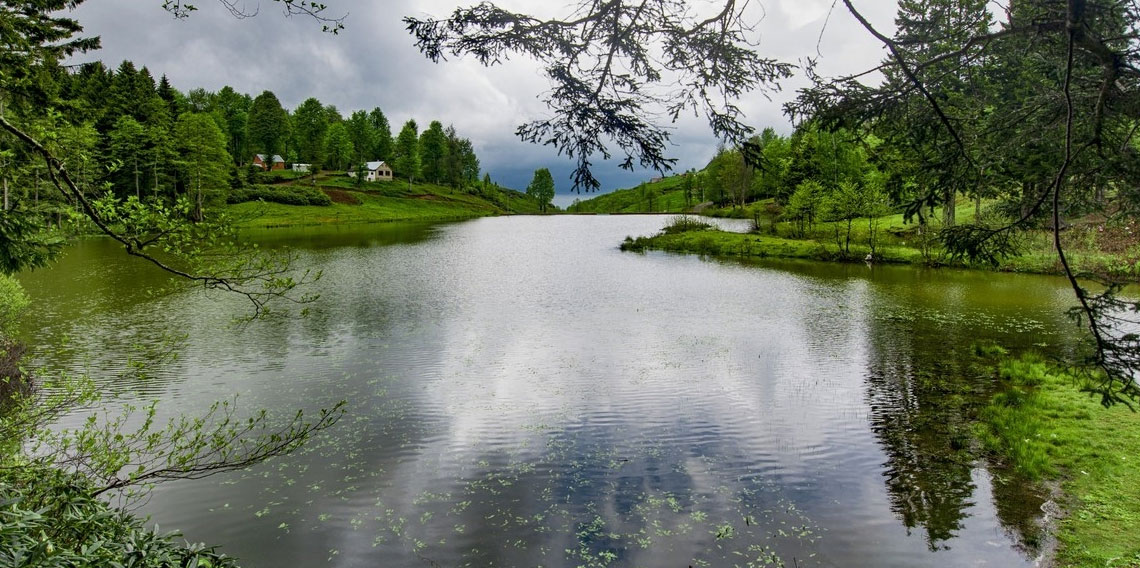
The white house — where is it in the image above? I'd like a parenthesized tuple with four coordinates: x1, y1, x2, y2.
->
(292, 163, 311, 173)
(347, 161, 394, 182)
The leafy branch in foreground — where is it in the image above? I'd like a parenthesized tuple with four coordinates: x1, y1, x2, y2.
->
(1, 2, 346, 564)
(34, 397, 346, 501)
(405, 0, 793, 191)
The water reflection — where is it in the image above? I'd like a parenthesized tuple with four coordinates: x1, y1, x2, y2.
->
(21, 216, 1077, 567)
(856, 265, 1065, 551)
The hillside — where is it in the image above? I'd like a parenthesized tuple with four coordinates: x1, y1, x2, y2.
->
(228, 171, 544, 228)
(566, 174, 695, 214)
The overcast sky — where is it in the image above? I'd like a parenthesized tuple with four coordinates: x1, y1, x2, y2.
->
(67, 1, 898, 202)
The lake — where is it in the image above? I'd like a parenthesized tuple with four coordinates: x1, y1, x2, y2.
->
(19, 215, 1080, 567)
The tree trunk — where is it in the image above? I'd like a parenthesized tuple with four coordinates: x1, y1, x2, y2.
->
(2, 176, 8, 211)
(1021, 182, 1035, 219)
(195, 162, 203, 222)
(943, 187, 956, 227)
(868, 216, 876, 255)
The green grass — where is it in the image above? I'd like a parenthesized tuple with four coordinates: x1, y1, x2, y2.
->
(227, 177, 543, 228)
(977, 353, 1140, 567)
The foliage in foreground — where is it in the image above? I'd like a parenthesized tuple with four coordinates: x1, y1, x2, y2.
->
(976, 353, 1140, 567)
(0, 466, 241, 568)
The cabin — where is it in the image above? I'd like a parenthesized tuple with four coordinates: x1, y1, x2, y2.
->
(347, 161, 394, 182)
(252, 154, 286, 171)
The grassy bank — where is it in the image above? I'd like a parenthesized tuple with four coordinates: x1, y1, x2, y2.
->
(622, 227, 927, 264)
(621, 210, 1140, 279)
(228, 175, 543, 228)
(977, 353, 1140, 567)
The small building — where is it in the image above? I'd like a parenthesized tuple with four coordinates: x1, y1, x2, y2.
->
(347, 161, 394, 182)
(292, 163, 312, 173)
(253, 154, 286, 171)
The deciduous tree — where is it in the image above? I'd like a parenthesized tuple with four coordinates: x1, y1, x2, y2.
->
(107, 115, 147, 198)
(292, 96, 329, 165)
(526, 167, 556, 213)
(246, 90, 288, 159)
(368, 107, 392, 161)
(419, 120, 448, 185)
(346, 110, 377, 164)
(392, 119, 420, 182)
(323, 121, 354, 171)
(174, 112, 230, 220)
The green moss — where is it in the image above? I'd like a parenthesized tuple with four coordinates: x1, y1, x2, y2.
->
(977, 354, 1140, 566)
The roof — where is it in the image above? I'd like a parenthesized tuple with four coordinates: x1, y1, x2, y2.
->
(364, 161, 390, 171)
(255, 154, 285, 163)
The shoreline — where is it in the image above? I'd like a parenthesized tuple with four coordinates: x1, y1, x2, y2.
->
(619, 227, 1128, 280)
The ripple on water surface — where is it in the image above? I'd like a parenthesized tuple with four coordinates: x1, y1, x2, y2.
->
(22, 216, 1077, 567)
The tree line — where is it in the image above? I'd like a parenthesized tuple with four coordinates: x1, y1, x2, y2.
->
(0, 57, 486, 222)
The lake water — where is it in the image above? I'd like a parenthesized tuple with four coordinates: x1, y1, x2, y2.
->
(19, 215, 1080, 567)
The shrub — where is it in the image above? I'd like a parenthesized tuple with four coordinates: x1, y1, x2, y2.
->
(660, 215, 713, 235)
(0, 466, 243, 567)
(227, 185, 332, 206)
(0, 275, 29, 338)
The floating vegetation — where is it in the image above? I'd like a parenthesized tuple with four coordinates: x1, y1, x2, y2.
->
(212, 394, 824, 567)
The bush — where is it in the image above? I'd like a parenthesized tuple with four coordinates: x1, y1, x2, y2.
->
(0, 275, 29, 339)
(660, 215, 713, 235)
(227, 185, 332, 207)
(0, 466, 243, 567)
(247, 168, 309, 185)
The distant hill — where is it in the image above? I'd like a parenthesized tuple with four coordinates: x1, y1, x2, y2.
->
(565, 173, 698, 214)
(229, 170, 545, 227)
